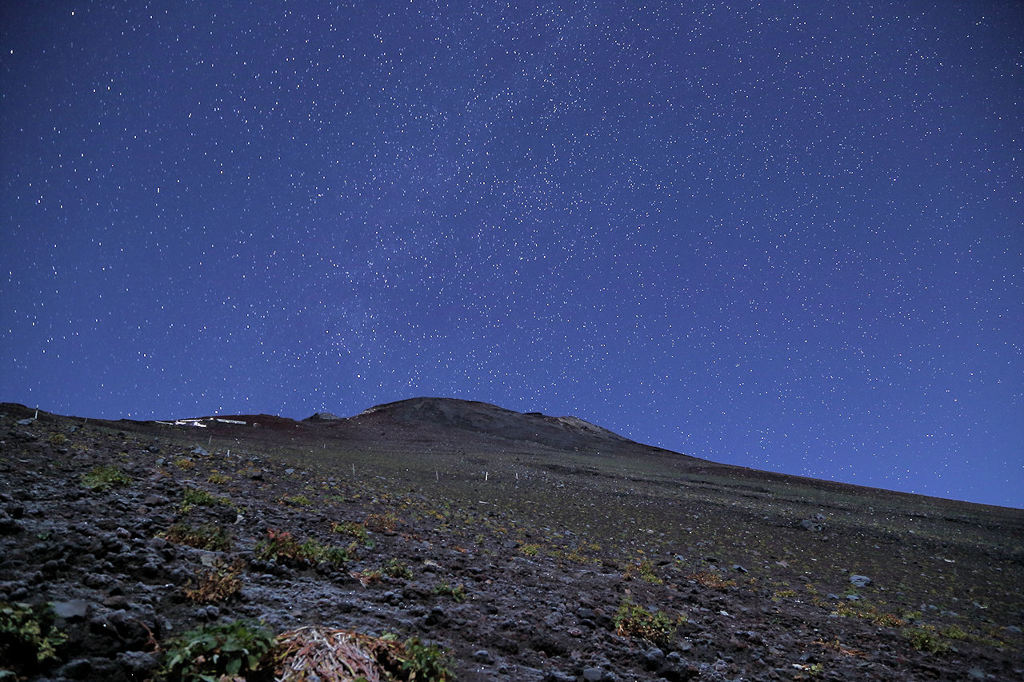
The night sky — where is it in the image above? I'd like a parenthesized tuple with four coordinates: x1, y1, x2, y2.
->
(2, 2, 1021, 508)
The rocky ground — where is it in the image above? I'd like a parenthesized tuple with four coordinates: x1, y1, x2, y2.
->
(1, 400, 1022, 681)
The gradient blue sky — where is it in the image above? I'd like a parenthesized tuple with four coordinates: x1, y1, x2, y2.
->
(2, 2, 1021, 507)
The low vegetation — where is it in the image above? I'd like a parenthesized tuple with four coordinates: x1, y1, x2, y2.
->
(433, 582, 467, 602)
(81, 465, 131, 491)
(613, 597, 683, 650)
(184, 558, 245, 604)
(272, 627, 454, 681)
(0, 602, 67, 676)
(161, 522, 232, 551)
(254, 529, 348, 566)
(624, 559, 663, 584)
(162, 619, 275, 681)
(903, 626, 951, 654)
(180, 487, 233, 513)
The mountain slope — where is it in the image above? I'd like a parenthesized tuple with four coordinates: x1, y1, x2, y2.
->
(1, 400, 1022, 681)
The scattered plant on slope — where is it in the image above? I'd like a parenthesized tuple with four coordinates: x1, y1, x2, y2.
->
(254, 529, 348, 567)
(180, 487, 234, 513)
(162, 619, 276, 681)
(689, 571, 736, 589)
(903, 626, 951, 654)
(161, 522, 232, 551)
(0, 602, 67, 675)
(384, 558, 413, 579)
(272, 626, 454, 681)
(433, 582, 467, 602)
(623, 559, 663, 584)
(81, 465, 131, 491)
(365, 511, 400, 534)
(184, 558, 245, 603)
(613, 597, 683, 650)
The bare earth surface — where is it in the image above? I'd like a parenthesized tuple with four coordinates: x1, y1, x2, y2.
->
(1, 398, 1022, 681)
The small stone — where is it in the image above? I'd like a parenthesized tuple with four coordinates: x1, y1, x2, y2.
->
(473, 649, 492, 663)
(192, 446, 209, 456)
(732, 564, 748, 573)
(642, 647, 665, 668)
(582, 667, 604, 682)
(117, 650, 158, 674)
(84, 572, 113, 588)
(52, 599, 90, 621)
(544, 672, 575, 682)
(850, 575, 872, 588)
(57, 658, 93, 678)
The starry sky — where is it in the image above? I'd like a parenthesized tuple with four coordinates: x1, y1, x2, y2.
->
(2, 2, 1022, 508)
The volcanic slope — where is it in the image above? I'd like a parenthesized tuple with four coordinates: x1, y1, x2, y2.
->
(1, 398, 1021, 681)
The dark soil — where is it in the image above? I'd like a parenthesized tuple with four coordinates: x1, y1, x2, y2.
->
(1, 398, 1022, 681)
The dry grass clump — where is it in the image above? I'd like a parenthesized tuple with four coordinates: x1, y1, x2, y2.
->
(364, 512, 399, 534)
(273, 626, 453, 681)
(689, 571, 737, 589)
(184, 558, 244, 603)
(624, 559, 663, 584)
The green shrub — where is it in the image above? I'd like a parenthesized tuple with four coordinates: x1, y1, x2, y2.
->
(614, 598, 682, 650)
(332, 520, 372, 546)
(255, 529, 305, 564)
(903, 626, 950, 654)
(180, 487, 232, 513)
(161, 522, 232, 551)
(384, 558, 413, 579)
(162, 619, 274, 681)
(254, 529, 348, 567)
(432, 582, 466, 602)
(81, 465, 130, 491)
(624, 559, 663, 584)
(940, 624, 968, 640)
(400, 637, 455, 681)
(0, 602, 67, 674)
